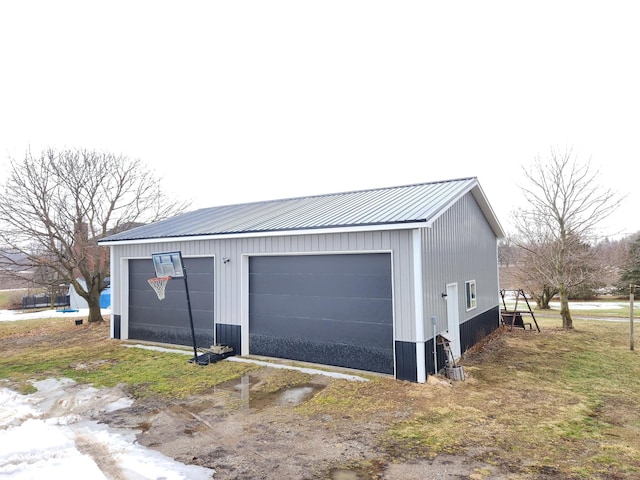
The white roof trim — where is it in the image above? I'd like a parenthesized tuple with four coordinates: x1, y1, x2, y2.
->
(423, 180, 505, 238)
(99, 221, 430, 246)
(470, 183, 506, 239)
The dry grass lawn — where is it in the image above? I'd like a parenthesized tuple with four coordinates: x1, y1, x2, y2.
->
(1, 312, 639, 478)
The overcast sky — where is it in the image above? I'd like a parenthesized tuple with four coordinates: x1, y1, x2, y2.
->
(1, 1, 638, 238)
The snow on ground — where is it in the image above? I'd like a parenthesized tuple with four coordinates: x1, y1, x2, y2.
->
(1, 308, 214, 478)
(0, 308, 110, 322)
(0, 378, 215, 479)
(502, 300, 630, 310)
(548, 301, 627, 310)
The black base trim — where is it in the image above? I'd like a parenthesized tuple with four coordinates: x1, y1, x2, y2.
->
(395, 341, 417, 381)
(422, 305, 500, 376)
(113, 314, 121, 339)
(425, 339, 448, 375)
(460, 306, 500, 353)
(216, 323, 242, 355)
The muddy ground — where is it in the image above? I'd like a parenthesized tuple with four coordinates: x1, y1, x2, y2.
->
(93, 363, 509, 480)
(1, 314, 513, 479)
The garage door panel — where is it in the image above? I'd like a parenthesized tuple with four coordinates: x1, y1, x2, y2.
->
(186, 291, 216, 309)
(185, 275, 214, 292)
(249, 253, 393, 374)
(250, 273, 391, 298)
(250, 335, 393, 375)
(129, 304, 212, 327)
(128, 324, 210, 348)
(129, 289, 162, 306)
(129, 303, 213, 333)
(250, 254, 391, 276)
(250, 313, 393, 349)
(249, 293, 392, 324)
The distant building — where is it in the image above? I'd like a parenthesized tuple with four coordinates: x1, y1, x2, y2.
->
(69, 278, 111, 310)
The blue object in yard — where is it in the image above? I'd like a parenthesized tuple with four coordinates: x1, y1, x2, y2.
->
(100, 288, 111, 308)
(56, 308, 79, 313)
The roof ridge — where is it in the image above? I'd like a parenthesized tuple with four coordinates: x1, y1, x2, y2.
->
(204, 176, 478, 210)
(99, 176, 503, 244)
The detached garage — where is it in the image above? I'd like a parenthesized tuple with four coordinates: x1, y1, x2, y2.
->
(100, 178, 504, 383)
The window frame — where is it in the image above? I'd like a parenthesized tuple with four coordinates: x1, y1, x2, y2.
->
(465, 279, 477, 311)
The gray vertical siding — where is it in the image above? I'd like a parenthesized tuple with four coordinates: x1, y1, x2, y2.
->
(108, 229, 417, 343)
(422, 192, 500, 336)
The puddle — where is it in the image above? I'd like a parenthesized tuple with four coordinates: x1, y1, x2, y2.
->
(218, 374, 325, 410)
(277, 386, 316, 405)
(330, 470, 364, 480)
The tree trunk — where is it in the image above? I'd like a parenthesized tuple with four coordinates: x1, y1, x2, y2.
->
(534, 285, 555, 309)
(558, 284, 573, 329)
(86, 290, 104, 323)
(534, 294, 550, 309)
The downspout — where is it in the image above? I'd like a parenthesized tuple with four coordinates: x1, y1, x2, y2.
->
(413, 229, 426, 383)
(109, 246, 115, 339)
(432, 315, 438, 374)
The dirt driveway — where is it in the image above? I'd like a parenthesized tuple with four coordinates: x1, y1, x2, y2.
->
(92, 359, 508, 480)
(0, 314, 512, 479)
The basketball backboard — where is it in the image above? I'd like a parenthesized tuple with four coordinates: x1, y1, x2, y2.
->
(151, 251, 185, 278)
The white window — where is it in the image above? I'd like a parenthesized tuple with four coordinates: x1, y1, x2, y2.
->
(465, 280, 477, 311)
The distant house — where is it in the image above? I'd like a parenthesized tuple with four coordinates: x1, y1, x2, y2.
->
(69, 278, 111, 310)
(99, 178, 504, 383)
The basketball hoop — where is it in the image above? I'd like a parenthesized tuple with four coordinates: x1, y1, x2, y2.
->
(148, 276, 171, 300)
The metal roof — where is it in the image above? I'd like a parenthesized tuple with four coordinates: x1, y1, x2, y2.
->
(99, 177, 505, 244)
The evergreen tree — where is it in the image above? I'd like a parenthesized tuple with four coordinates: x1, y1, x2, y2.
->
(618, 235, 640, 292)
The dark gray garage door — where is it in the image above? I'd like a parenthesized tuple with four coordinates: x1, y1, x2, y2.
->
(249, 253, 393, 374)
(128, 257, 214, 348)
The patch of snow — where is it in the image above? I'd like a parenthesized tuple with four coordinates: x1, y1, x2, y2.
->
(0, 378, 215, 479)
(502, 301, 631, 311)
(551, 301, 627, 310)
(0, 308, 111, 322)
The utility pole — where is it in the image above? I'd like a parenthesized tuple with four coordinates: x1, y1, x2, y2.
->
(630, 284, 635, 351)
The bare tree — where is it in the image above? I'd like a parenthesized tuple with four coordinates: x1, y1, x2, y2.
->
(498, 237, 517, 267)
(510, 239, 559, 309)
(31, 261, 66, 308)
(0, 148, 190, 322)
(514, 147, 622, 329)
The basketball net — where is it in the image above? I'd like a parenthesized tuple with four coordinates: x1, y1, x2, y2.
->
(148, 276, 171, 300)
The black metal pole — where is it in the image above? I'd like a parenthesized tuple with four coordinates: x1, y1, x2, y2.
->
(182, 266, 199, 364)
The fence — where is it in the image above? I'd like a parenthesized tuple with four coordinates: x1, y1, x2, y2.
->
(21, 294, 71, 310)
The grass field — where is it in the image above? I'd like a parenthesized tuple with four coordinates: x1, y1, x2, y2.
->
(503, 296, 636, 319)
(0, 289, 26, 310)
(1, 311, 639, 478)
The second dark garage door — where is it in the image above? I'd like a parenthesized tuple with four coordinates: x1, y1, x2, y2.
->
(128, 257, 215, 348)
(249, 253, 393, 374)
